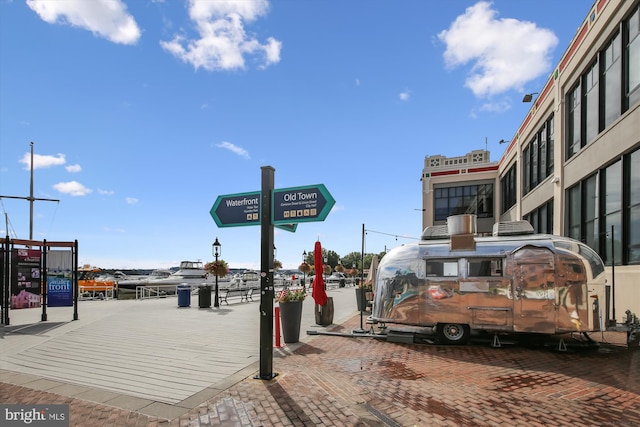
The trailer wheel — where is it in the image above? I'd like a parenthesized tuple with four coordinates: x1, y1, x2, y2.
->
(436, 323, 470, 345)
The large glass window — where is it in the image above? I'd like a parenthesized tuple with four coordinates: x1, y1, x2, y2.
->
(603, 160, 622, 265)
(584, 174, 599, 250)
(567, 83, 581, 159)
(565, 150, 638, 266)
(628, 149, 640, 264)
(602, 32, 622, 128)
(626, 5, 640, 107)
(583, 62, 599, 143)
(523, 115, 554, 194)
(524, 199, 553, 234)
(434, 184, 494, 221)
(500, 164, 517, 214)
(567, 185, 581, 241)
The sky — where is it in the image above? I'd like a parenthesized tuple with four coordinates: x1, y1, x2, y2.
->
(0, 0, 592, 271)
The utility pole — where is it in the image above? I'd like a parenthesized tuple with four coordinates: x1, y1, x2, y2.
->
(0, 142, 60, 239)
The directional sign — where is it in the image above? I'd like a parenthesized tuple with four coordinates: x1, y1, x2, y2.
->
(210, 191, 261, 228)
(272, 184, 335, 225)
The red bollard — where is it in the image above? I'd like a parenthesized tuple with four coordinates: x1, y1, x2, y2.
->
(274, 306, 282, 348)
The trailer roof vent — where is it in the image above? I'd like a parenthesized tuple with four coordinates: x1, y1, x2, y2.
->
(492, 220, 535, 236)
(421, 225, 449, 240)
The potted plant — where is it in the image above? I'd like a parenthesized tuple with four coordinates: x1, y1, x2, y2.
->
(355, 279, 373, 312)
(276, 287, 306, 343)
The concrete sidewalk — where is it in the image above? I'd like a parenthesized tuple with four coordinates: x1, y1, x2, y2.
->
(0, 286, 360, 420)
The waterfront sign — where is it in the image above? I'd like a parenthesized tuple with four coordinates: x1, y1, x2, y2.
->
(272, 184, 335, 225)
(210, 191, 261, 228)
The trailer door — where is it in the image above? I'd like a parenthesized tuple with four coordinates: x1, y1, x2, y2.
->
(512, 246, 556, 334)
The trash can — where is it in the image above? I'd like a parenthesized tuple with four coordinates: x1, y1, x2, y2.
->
(177, 285, 191, 307)
(198, 285, 212, 308)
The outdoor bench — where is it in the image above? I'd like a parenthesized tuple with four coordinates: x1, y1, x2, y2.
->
(220, 288, 257, 304)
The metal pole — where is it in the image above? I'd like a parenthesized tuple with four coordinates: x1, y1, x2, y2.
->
(611, 225, 615, 323)
(29, 142, 34, 240)
(353, 224, 366, 334)
(214, 250, 219, 308)
(257, 166, 276, 380)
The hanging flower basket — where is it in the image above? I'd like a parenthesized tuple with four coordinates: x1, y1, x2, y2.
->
(298, 262, 312, 273)
(323, 264, 332, 275)
(335, 264, 345, 273)
(204, 260, 228, 277)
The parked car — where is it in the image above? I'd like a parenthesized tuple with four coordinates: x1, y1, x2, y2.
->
(325, 272, 347, 287)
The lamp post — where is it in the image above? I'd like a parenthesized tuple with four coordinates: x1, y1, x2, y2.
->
(302, 250, 307, 288)
(212, 237, 221, 308)
(323, 255, 328, 285)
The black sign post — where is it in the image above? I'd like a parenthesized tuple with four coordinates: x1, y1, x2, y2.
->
(258, 166, 277, 380)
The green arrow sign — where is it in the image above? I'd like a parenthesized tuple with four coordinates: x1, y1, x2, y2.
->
(211, 184, 334, 228)
(210, 191, 261, 228)
(272, 184, 335, 225)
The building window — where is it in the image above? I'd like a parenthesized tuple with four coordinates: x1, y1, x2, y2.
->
(626, 5, 640, 108)
(628, 149, 640, 264)
(434, 184, 494, 221)
(500, 163, 517, 214)
(565, 149, 638, 266)
(523, 115, 554, 194)
(601, 32, 622, 129)
(567, 83, 581, 159)
(603, 160, 623, 265)
(524, 199, 554, 234)
(584, 174, 599, 250)
(583, 61, 600, 144)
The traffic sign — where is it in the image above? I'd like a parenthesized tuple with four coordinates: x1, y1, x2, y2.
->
(210, 191, 261, 228)
(272, 184, 335, 225)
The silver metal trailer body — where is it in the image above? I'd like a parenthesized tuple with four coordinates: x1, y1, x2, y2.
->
(371, 215, 609, 345)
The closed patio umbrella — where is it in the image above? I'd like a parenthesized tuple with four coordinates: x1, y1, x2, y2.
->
(312, 241, 328, 306)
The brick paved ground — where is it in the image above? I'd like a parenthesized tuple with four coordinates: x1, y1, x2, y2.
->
(2, 314, 638, 426)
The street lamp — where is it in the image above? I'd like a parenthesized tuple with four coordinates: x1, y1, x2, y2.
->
(522, 92, 538, 102)
(212, 237, 221, 308)
(302, 250, 307, 288)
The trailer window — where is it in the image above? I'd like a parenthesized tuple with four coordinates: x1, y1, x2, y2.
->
(468, 259, 503, 277)
(426, 260, 459, 277)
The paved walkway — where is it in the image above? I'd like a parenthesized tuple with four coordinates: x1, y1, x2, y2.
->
(1, 287, 639, 426)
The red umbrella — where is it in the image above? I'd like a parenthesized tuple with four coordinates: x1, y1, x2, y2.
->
(311, 241, 328, 306)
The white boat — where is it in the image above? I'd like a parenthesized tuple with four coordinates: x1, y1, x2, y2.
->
(146, 261, 212, 286)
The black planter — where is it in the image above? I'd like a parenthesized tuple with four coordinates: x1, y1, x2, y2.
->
(355, 288, 372, 312)
(279, 300, 304, 343)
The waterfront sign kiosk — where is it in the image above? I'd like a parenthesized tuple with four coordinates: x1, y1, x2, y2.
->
(210, 169, 335, 379)
(1, 238, 80, 326)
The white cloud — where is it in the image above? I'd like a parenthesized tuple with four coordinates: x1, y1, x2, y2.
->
(125, 197, 139, 204)
(216, 141, 250, 159)
(399, 90, 410, 101)
(19, 152, 65, 170)
(160, 0, 281, 71)
(66, 164, 82, 173)
(438, 1, 558, 97)
(26, 0, 141, 45)
(97, 188, 114, 195)
(53, 181, 92, 196)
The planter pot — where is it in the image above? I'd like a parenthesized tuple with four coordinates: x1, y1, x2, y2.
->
(314, 297, 334, 326)
(279, 300, 304, 343)
(355, 288, 372, 312)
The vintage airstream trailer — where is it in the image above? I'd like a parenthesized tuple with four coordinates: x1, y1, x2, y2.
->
(371, 215, 610, 345)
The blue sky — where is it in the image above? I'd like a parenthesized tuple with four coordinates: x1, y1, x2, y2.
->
(0, 0, 590, 270)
